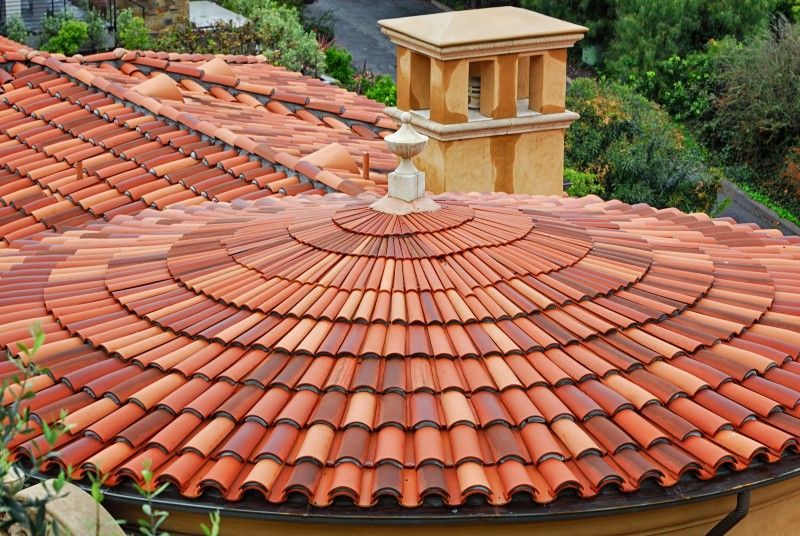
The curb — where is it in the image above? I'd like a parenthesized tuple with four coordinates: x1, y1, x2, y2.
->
(718, 179, 800, 236)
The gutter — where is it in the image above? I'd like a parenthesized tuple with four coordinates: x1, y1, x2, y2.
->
(707, 491, 750, 536)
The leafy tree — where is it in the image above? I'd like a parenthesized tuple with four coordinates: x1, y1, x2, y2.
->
(324, 46, 355, 86)
(85, 8, 108, 53)
(42, 19, 89, 55)
(116, 8, 152, 50)
(364, 75, 397, 106)
(565, 168, 604, 197)
(709, 19, 800, 212)
(607, 0, 776, 78)
(4, 16, 29, 45)
(711, 19, 800, 166)
(566, 78, 721, 213)
(521, 0, 615, 49)
(627, 38, 738, 123)
(219, 0, 325, 74)
(155, 19, 260, 55)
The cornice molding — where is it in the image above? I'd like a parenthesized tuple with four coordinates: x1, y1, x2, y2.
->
(383, 107, 580, 141)
(380, 28, 585, 60)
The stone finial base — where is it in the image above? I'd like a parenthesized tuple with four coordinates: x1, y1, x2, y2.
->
(370, 194, 440, 215)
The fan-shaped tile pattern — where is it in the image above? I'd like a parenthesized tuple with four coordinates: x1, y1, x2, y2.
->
(3, 192, 800, 509)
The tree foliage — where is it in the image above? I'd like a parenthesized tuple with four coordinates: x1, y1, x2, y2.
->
(219, 0, 325, 74)
(566, 78, 721, 213)
(627, 38, 738, 123)
(364, 75, 397, 106)
(117, 8, 152, 50)
(710, 19, 800, 168)
(521, 0, 615, 47)
(41, 18, 89, 55)
(324, 46, 355, 85)
(4, 16, 29, 45)
(607, 0, 776, 78)
(155, 19, 261, 55)
(85, 8, 108, 53)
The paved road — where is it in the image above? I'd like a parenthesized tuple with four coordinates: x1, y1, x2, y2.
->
(306, 0, 443, 77)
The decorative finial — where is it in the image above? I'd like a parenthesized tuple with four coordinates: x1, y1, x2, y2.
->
(370, 112, 440, 215)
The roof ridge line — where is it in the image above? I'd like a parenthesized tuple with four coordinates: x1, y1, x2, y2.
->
(75, 48, 394, 137)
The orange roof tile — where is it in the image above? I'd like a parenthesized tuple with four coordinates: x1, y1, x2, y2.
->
(2, 191, 800, 509)
(3, 34, 800, 516)
(0, 38, 391, 245)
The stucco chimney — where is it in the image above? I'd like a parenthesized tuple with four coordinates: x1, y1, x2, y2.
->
(379, 6, 587, 195)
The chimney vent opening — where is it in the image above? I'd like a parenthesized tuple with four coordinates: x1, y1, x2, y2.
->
(468, 76, 481, 110)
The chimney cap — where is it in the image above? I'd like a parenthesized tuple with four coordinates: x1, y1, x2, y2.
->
(379, 6, 587, 60)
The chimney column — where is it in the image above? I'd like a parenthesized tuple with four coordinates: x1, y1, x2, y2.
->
(379, 7, 587, 196)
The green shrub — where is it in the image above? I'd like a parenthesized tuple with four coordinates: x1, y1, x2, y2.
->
(85, 9, 108, 53)
(627, 38, 737, 123)
(607, 0, 775, 79)
(565, 168, 604, 197)
(710, 19, 800, 170)
(156, 19, 261, 55)
(364, 74, 396, 106)
(778, 0, 800, 20)
(324, 46, 355, 86)
(4, 16, 28, 45)
(42, 19, 88, 55)
(566, 78, 720, 213)
(117, 8, 152, 50)
(41, 12, 69, 45)
(220, 0, 325, 74)
(521, 0, 615, 55)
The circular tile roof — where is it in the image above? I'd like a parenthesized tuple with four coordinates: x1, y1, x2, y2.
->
(4, 192, 800, 509)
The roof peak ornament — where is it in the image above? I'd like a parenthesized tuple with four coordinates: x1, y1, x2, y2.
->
(370, 112, 440, 215)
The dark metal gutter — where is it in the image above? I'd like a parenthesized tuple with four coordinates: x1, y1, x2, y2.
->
(33, 454, 800, 526)
(707, 491, 750, 536)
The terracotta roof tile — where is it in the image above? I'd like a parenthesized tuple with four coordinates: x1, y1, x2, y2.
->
(4, 35, 800, 511)
(1, 191, 799, 508)
(0, 43, 393, 244)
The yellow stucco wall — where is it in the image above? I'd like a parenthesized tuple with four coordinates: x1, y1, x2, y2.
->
(417, 130, 565, 196)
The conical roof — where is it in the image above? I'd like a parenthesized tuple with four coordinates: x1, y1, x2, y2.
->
(4, 191, 800, 508)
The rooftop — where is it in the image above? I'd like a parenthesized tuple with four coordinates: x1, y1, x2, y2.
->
(3, 187, 800, 510)
(2, 19, 800, 525)
(0, 37, 395, 244)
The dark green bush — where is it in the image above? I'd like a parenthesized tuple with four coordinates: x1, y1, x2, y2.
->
(566, 78, 720, 213)
(565, 168, 604, 197)
(627, 38, 737, 123)
(606, 0, 776, 78)
(41, 18, 88, 55)
(710, 19, 800, 170)
(364, 74, 397, 106)
(324, 46, 355, 86)
(117, 8, 152, 50)
(521, 0, 615, 52)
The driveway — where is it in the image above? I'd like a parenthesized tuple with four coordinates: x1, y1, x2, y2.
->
(306, 0, 443, 77)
